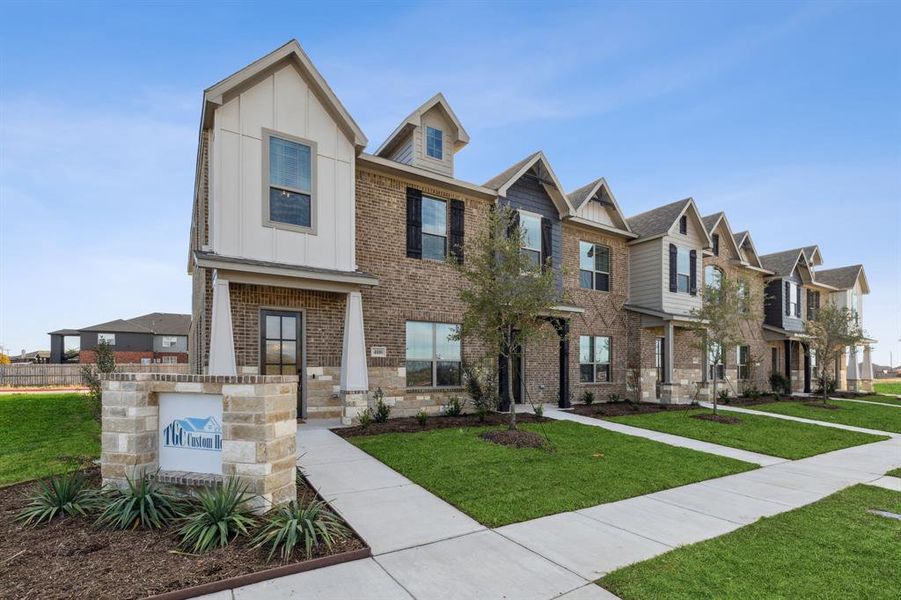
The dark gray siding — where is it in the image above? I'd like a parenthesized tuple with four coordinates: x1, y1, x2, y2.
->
(764, 279, 783, 328)
(80, 331, 153, 352)
(783, 270, 804, 332)
(153, 335, 188, 353)
(501, 175, 563, 289)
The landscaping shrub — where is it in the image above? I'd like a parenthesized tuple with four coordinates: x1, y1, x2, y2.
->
(80, 340, 116, 421)
(17, 471, 101, 526)
(814, 378, 838, 395)
(463, 361, 498, 422)
(533, 404, 544, 418)
(718, 389, 730, 404)
(252, 499, 349, 562)
(582, 390, 595, 405)
(745, 385, 761, 400)
(178, 479, 256, 553)
(608, 393, 622, 403)
(444, 395, 464, 417)
(95, 472, 184, 530)
(372, 388, 391, 423)
(769, 372, 790, 394)
(357, 408, 373, 428)
(416, 409, 428, 426)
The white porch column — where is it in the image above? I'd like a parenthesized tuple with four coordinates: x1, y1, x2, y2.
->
(663, 321, 675, 384)
(208, 270, 236, 376)
(862, 345, 873, 380)
(846, 345, 859, 380)
(340, 291, 368, 392)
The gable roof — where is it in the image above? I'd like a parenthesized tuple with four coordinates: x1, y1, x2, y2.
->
(701, 212, 724, 234)
(79, 313, 191, 336)
(626, 198, 711, 247)
(815, 265, 869, 293)
(375, 93, 470, 158)
(759, 248, 814, 282)
(202, 40, 367, 152)
(732, 230, 766, 270)
(483, 151, 574, 216)
(565, 177, 633, 235)
(700, 212, 745, 260)
(802, 245, 824, 266)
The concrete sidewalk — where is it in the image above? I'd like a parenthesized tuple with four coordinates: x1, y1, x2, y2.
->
(699, 401, 899, 437)
(204, 414, 901, 600)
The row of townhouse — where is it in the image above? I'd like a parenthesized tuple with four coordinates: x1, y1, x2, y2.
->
(187, 41, 875, 422)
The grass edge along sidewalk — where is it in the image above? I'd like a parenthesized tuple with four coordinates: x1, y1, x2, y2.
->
(349, 419, 756, 528)
(606, 408, 887, 459)
(0, 393, 99, 487)
(743, 398, 901, 434)
(598, 484, 901, 600)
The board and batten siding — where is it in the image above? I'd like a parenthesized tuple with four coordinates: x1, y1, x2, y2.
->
(574, 198, 616, 227)
(661, 216, 705, 316)
(411, 108, 455, 177)
(502, 175, 563, 290)
(210, 62, 356, 272)
(628, 239, 662, 310)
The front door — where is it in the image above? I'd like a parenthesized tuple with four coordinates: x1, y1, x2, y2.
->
(261, 310, 303, 416)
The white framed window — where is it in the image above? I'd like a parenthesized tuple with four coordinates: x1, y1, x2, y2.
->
(263, 129, 316, 232)
(809, 348, 818, 377)
(161, 336, 178, 348)
(677, 247, 691, 293)
(405, 321, 461, 388)
(737, 345, 750, 380)
(579, 336, 612, 383)
(704, 265, 722, 290)
(140, 357, 151, 365)
(421, 196, 447, 260)
(678, 215, 688, 235)
(655, 337, 665, 382)
(579, 241, 610, 291)
(426, 126, 443, 159)
(787, 281, 799, 317)
(162, 356, 178, 364)
(98, 333, 116, 346)
(519, 211, 542, 267)
(707, 341, 724, 381)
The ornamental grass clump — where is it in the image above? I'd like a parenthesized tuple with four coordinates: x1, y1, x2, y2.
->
(178, 479, 257, 553)
(95, 472, 184, 530)
(252, 499, 350, 562)
(17, 471, 101, 526)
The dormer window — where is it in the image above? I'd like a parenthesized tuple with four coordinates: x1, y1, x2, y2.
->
(519, 212, 542, 267)
(712, 233, 720, 256)
(678, 215, 688, 235)
(263, 130, 315, 232)
(426, 127, 443, 160)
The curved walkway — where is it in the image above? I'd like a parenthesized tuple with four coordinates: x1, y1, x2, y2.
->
(203, 414, 901, 600)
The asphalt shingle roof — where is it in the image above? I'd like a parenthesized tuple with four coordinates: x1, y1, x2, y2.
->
(567, 178, 602, 211)
(701, 212, 724, 234)
(482, 152, 540, 191)
(626, 198, 692, 239)
(80, 313, 190, 335)
(759, 248, 805, 277)
(814, 265, 863, 290)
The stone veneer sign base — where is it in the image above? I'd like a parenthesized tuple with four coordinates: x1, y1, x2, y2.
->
(101, 373, 298, 512)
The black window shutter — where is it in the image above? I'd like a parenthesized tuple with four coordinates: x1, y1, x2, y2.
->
(507, 209, 520, 239)
(406, 187, 422, 259)
(689, 249, 697, 295)
(668, 244, 677, 292)
(449, 199, 465, 262)
(796, 285, 802, 317)
(784, 281, 791, 316)
(541, 217, 552, 270)
(712, 234, 719, 256)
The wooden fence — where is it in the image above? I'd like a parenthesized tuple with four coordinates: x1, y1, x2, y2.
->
(0, 364, 191, 387)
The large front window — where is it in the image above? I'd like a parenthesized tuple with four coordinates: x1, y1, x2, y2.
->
(677, 247, 691, 293)
(519, 212, 542, 267)
(406, 322, 461, 387)
(737, 345, 750, 380)
(579, 241, 610, 291)
(707, 341, 724, 381)
(266, 132, 314, 230)
(579, 335, 611, 383)
(421, 196, 447, 260)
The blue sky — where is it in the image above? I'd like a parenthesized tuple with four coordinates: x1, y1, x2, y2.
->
(1, 1, 899, 364)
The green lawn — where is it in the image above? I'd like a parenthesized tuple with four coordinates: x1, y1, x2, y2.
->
(349, 420, 756, 527)
(842, 394, 901, 407)
(873, 382, 901, 395)
(606, 408, 885, 459)
(746, 399, 901, 434)
(599, 484, 901, 600)
(0, 393, 100, 487)
(887, 467, 901, 478)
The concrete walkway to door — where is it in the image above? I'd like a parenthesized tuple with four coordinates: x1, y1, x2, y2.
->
(202, 414, 901, 600)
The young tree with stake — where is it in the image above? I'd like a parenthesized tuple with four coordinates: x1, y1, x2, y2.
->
(805, 301, 865, 404)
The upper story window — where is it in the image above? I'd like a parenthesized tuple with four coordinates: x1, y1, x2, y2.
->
(677, 247, 691, 293)
(426, 127, 443, 160)
(737, 345, 750, 380)
(704, 265, 722, 290)
(849, 290, 860, 318)
(678, 215, 688, 235)
(519, 212, 542, 268)
(264, 130, 315, 232)
(405, 321, 461, 388)
(98, 333, 116, 346)
(807, 290, 820, 320)
(579, 335, 611, 383)
(786, 281, 800, 317)
(712, 233, 720, 256)
(160, 336, 179, 348)
(579, 241, 610, 292)
(421, 196, 447, 260)
(707, 341, 724, 381)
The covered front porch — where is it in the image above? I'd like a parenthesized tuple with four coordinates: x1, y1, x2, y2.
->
(630, 306, 702, 405)
(763, 326, 812, 393)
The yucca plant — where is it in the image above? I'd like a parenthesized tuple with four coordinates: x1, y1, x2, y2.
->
(16, 471, 101, 526)
(252, 499, 349, 562)
(95, 472, 184, 530)
(178, 479, 257, 553)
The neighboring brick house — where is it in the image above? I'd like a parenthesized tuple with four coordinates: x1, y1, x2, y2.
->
(49, 313, 190, 364)
(188, 39, 876, 422)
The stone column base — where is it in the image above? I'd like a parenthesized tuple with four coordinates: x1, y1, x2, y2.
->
(659, 383, 691, 405)
(846, 379, 861, 393)
(341, 390, 371, 425)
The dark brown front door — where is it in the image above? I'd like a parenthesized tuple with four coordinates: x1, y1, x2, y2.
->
(261, 310, 302, 415)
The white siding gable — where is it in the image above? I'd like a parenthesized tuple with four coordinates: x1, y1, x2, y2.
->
(210, 63, 356, 271)
(412, 106, 455, 177)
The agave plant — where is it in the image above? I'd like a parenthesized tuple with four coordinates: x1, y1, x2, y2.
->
(16, 471, 101, 526)
(252, 499, 350, 562)
(178, 478, 257, 553)
(95, 472, 184, 530)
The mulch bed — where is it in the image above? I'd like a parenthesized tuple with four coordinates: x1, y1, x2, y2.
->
(691, 413, 742, 425)
(570, 402, 697, 418)
(480, 429, 548, 449)
(0, 469, 365, 600)
(333, 411, 547, 438)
